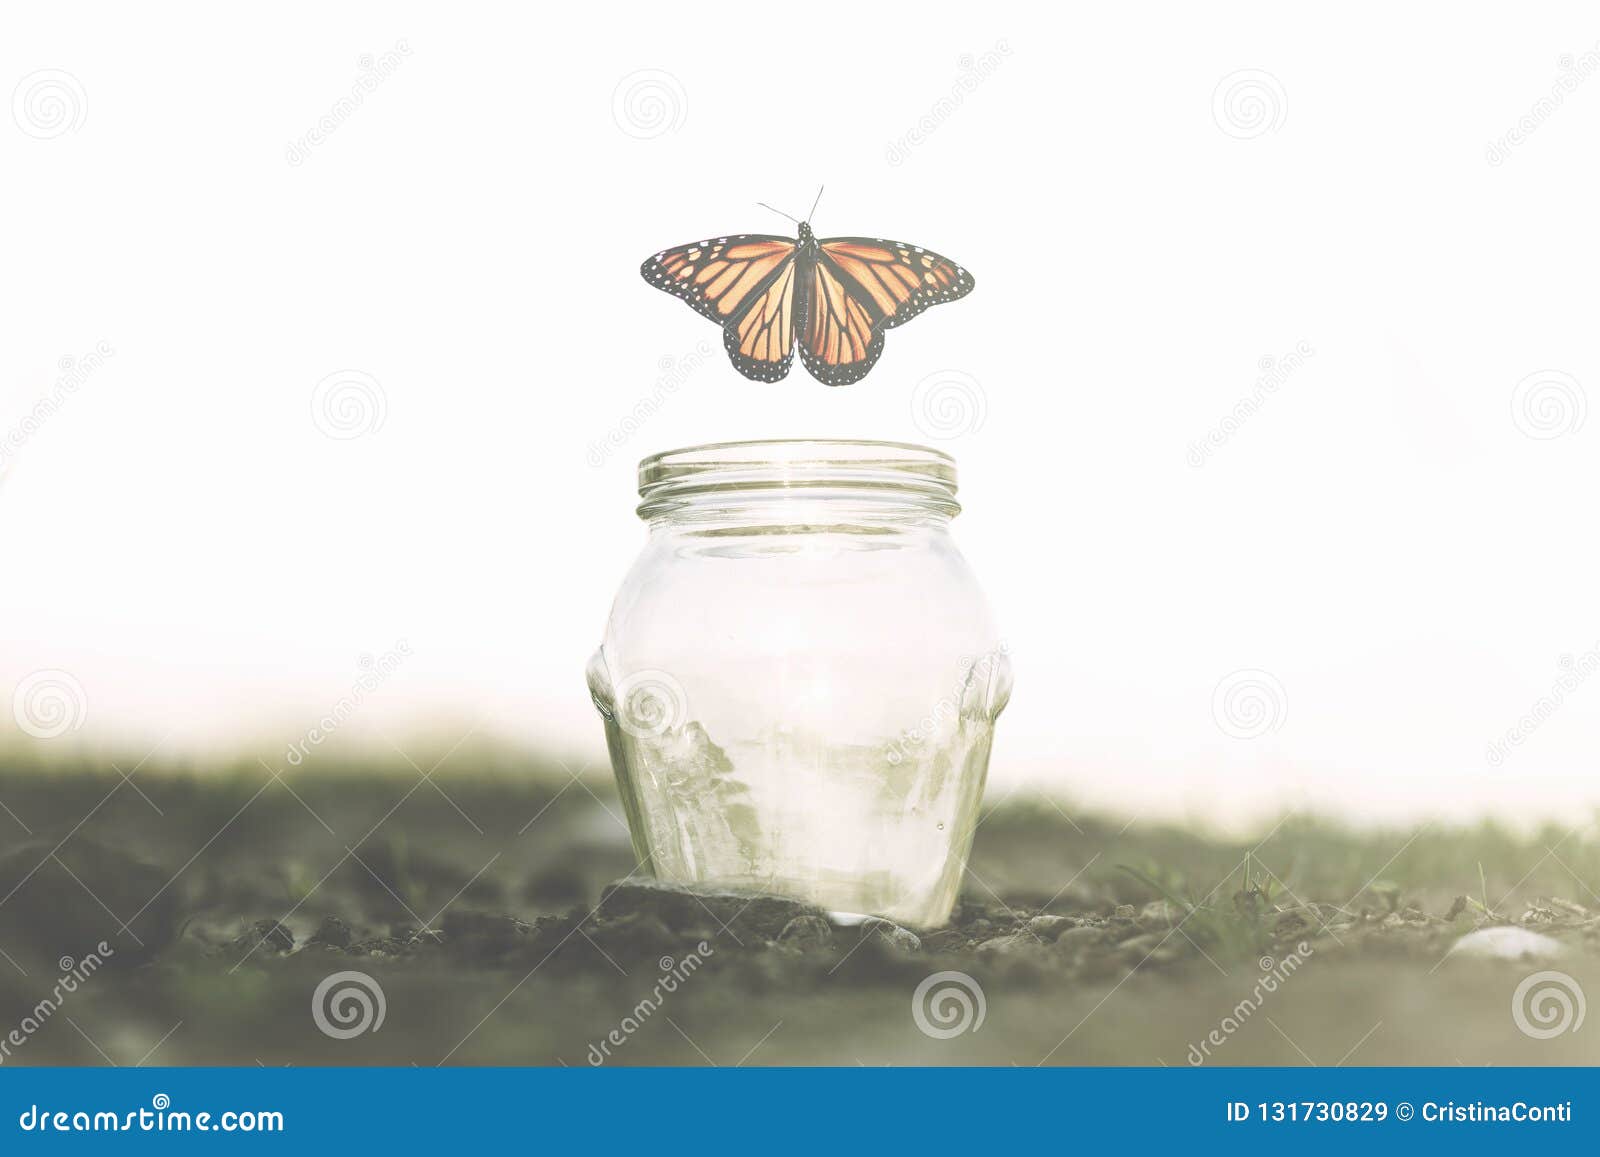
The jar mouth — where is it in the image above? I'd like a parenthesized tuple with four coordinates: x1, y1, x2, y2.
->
(637, 439, 959, 521)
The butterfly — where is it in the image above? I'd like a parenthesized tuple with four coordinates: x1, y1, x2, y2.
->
(640, 192, 974, 386)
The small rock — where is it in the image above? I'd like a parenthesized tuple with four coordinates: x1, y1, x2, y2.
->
(1109, 920, 1151, 943)
(1117, 932, 1161, 958)
(1027, 914, 1078, 941)
(859, 917, 921, 953)
(1113, 904, 1136, 919)
(598, 879, 821, 941)
(307, 916, 353, 949)
(776, 915, 833, 950)
(1449, 926, 1569, 962)
(976, 932, 1037, 955)
(1054, 925, 1102, 953)
(346, 935, 412, 959)
(920, 929, 968, 952)
(233, 920, 293, 955)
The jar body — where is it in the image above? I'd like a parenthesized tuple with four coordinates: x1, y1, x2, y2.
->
(587, 442, 1011, 928)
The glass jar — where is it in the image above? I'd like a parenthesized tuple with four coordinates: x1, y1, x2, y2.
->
(586, 439, 1011, 928)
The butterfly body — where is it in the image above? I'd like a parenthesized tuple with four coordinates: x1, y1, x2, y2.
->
(641, 220, 973, 386)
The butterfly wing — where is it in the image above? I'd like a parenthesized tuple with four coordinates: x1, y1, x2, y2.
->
(798, 238, 974, 386)
(641, 235, 803, 381)
(721, 248, 803, 382)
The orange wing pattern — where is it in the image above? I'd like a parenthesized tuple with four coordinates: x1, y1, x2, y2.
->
(818, 239, 973, 330)
(640, 235, 797, 325)
(799, 257, 883, 386)
(724, 255, 800, 382)
(800, 239, 975, 386)
(641, 228, 974, 385)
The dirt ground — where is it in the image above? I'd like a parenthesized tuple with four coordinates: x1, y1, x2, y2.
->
(2, 743, 1598, 1067)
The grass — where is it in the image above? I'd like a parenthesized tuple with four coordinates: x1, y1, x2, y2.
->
(1, 743, 1598, 1065)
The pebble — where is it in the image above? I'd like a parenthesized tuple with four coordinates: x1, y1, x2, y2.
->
(1117, 932, 1162, 959)
(859, 917, 921, 953)
(918, 929, 968, 953)
(1449, 926, 1569, 962)
(307, 915, 354, 949)
(975, 932, 1037, 955)
(233, 919, 294, 955)
(599, 879, 819, 941)
(776, 915, 833, 950)
(1054, 925, 1102, 953)
(1027, 914, 1078, 941)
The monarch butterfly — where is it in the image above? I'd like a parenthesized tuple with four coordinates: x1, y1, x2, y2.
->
(640, 192, 974, 386)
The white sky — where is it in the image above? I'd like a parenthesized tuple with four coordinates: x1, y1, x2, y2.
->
(4, 2, 1599, 826)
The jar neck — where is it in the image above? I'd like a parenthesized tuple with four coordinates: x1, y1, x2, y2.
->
(635, 440, 960, 531)
(644, 494, 955, 534)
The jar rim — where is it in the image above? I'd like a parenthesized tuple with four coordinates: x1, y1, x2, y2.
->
(637, 438, 959, 520)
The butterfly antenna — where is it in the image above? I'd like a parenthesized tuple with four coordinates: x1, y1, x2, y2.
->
(807, 185, 825, 223)
(756, 201, 800, 225)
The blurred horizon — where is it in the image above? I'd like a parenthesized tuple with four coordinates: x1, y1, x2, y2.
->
(3, 719, 1596, 837)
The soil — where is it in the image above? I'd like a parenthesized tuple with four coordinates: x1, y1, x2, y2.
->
(2, 746, 1598, 1066)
